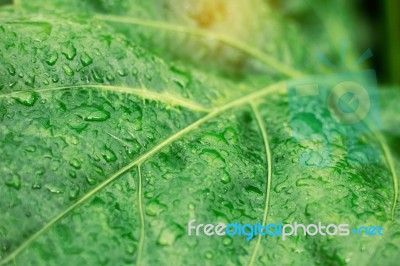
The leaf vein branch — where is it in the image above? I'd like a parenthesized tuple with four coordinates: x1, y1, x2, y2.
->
(248, 103, 273, 266)
(136, 165, 145, 266)
(0, 85, 209, 112)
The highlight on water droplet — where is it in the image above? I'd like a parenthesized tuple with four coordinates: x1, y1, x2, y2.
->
(12, 91, 38, 107)
(61, 41, 77, 60)
(80, 52, 93, 66)
(46, 51, 59, 66)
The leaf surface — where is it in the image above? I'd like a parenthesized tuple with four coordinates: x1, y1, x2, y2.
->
(0, 4, 399, 266)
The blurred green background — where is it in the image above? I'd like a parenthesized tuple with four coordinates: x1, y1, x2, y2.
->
(0, 0, 398, 85)
(267, 0, 400, 86)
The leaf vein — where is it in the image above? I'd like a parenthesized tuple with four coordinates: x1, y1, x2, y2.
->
(248, 103, 273, 266)
(136, 165, 145, 266)
(0, 85, 209, 112)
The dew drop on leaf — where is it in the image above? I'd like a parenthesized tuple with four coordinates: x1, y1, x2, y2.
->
(69, 187, 80, 201)
(204, 251, 213, 259)
(86, 176, 96, 185)
(5, 174, 21, 190)
(144, 191, 153, 199)
(223, 237, 232, 246)
(75, 105, 110, 122)
(25, 145, 36, 152)
(62, 64, 74, 76)
(102, 147, 117, 163)
(144, 73, 152, 81)
(24, 75, 36, 88)
(46, 185, 63, 194)
(224, 127, 238, 144)
(31, 183, 41, 190)
(157, 228, 176, 246)
(304, 151, 323, 166)
(117, 69, 128, 77)
(69, 158, 81, 169)
(12, 91, 38, 107)
(61, 41, 77, 60)
(200, 149, 226, 168)
(45, 51, 58, 66)
(220, 171, 231, 184)
(69, 171, 77, 179)
(80, 52, 93, 66)
(145, 202, 162, 216)
(51, 74, 59, 83)
(106, 74, 114, 82)
(6, 64, 15, 76)
(92, 68, 104, 83)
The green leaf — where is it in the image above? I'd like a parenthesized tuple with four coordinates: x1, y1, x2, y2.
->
(0, 4, 399, 266)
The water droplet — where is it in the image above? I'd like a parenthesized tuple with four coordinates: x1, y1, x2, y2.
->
(61, 41, 77, 60)
(70, 135, 79, 145)
(51, 74, 59, 83)
(118, 69, 128, 77)
(80, 52, 93, 66)
(224, 127, 238, 144)
(69, 159, 81, 169)
(170, 65, 191, 89)
(9, 80, 17, 88)
(74, 105, 110, 122)
(220, 171, 231, 184)
(92, 68, 104, 83)
(126, 244, 136, 254)
(245, 184, 263, 195)
(69, 171, 77, 178)
(25, 75, 36, 88)
(86, 176, 96, 185)
(204, 251, 213, 259)
(200, 132, 228, 146)
(62, 64, 74, 76)
(69, 187, 80, 200)
(12, 91, 38, 107)
(291, 112, 323, 138)
(223, 237, 232, 246)
(5, 174, 21, 190)
(102, 147, 117, 162)
(144, 191, 153, 199)
(106, 74, 114, 82)
(46, 185, 62, 194)
(200, 149, 226, 168)
(25, 145, 36, 152)
(157, 228, 176, 246)
(46, 51, 58, 66)
(32, 183, 41, 189)
(7, 64, 16, 76)
(145, 202, 162, 216)
(305, 151, 323, 166)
